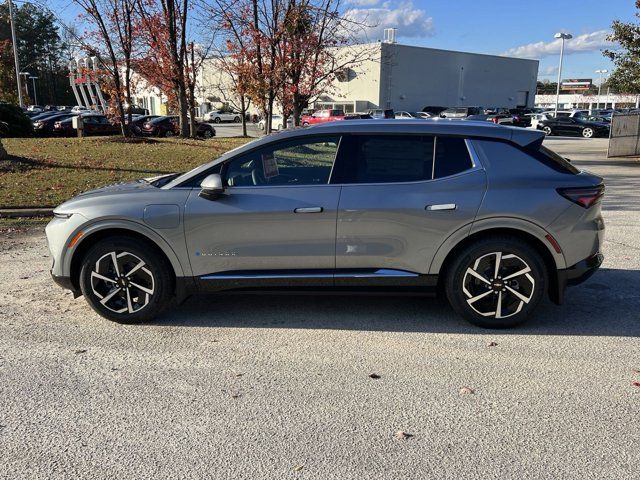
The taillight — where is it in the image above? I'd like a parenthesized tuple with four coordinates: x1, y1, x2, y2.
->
(557, 185, 605, 208)
(491, 117, 499, 123)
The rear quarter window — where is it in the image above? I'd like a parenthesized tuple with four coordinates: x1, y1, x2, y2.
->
(472, 139, 579, 175)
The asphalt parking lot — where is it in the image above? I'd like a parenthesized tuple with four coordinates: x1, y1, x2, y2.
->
(0, 137, 638, 479)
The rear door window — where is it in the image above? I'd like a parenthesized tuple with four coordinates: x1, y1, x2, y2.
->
(333, 135, 435, 184)
(433, 137, 473, 178)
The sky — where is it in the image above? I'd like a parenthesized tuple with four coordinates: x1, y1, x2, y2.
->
(46, 0, 638, 84)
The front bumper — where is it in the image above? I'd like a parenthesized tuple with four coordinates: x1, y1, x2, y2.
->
(552, 252, 604, 304)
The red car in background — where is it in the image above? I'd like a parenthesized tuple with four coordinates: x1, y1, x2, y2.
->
(301, 109, 345, 126)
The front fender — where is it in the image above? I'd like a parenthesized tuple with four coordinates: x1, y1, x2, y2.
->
(60, 218, 189, 279)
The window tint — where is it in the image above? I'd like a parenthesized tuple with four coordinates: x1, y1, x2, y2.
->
(224, 136, 340, 187)
(334, 135, 434, 184)
(433, 137, 473, 178)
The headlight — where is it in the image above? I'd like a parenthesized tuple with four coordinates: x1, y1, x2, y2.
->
(53, 212, 73, 219)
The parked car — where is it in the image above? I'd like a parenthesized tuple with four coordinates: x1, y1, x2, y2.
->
(53, 114, 119, 136)
(538, 116, 610, 138)
(258, 115, 284, 132)
(421, 106, 447, 116)
(440, 107, 484, 118)
(127, 115, 160, 135)
(140, 115, 216, 138)
(301, 109, 345, 125)
(0, 103, 33, 137)
(46, 120, 604, 329)
(367, 109, 394, 119)
(204, 110, 242, 123)
(26, 105, 44, 113)
(395, 111, 430, 120)
(32, 113, 76, 136)
(466, 113, 515, 125)
(411, 111, 433, 119)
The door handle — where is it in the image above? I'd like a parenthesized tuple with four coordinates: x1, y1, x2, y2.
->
(294, 207, 323, 213)
(426, 204, 457, 211)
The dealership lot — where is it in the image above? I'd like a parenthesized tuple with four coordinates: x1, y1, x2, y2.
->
(0, 137, 638, 478)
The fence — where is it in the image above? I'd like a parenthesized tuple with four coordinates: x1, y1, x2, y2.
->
(608, 112, 640, 157)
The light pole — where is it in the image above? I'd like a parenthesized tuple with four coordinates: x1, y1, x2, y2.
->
(554, 32, 572, 116)
(29, 76, 38, 105)
(595, 69, 608, 110)
(7, 0, 23, 107)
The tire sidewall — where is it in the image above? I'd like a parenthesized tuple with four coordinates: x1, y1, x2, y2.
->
(445, 238, 547, 328)
(79, 237, 173, 323)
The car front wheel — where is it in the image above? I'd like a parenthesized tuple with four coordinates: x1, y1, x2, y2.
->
(582, 127, 594, 138)
(214, 117, 221, 123)
(79, 237, 174, 323)
(201, 128, 214, 139)
(234, 116, 241, 123)
(445, 237, 546, 328)
(542, 126, 553, 136)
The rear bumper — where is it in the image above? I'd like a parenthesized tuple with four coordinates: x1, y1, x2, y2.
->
(551, 252, 603, 304)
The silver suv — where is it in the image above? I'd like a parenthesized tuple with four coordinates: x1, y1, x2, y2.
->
(46, 120, 604, 328)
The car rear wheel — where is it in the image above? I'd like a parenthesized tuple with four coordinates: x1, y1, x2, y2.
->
(201, 128, 214, 139)
(79, 237, 173, 323)
(234, 116, 241, 123)
(582, 127, 594, 138)
(542, 126, 553, 136)
(164, 130, 175, 138)
(445, 237, 546, 328)
(214, 117, 221, 123)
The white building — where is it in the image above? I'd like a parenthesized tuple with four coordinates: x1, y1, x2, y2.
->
(314, 42, 539, 113)
(535, 93, 640, 110)
(129, 41, 539, 116)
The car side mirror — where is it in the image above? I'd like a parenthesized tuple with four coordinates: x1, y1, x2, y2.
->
(199, 173, 225, 200)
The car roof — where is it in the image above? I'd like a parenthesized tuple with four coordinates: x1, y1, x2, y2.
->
(166, 119, 544, 189)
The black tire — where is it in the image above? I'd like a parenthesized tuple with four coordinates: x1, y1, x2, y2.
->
(234, 116, 241, 123)
(542, 126, 553, 136)
(201, 128, 214, 139)
(214, 117, 221, 124)
(79, 237, 174, 323)
(445, 236, 547, 328)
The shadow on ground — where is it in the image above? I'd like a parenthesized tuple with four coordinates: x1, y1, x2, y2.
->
(150, 268, 640, 337)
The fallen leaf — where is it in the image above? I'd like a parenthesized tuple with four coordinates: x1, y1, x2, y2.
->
(74, 349, 87, 354)
(369, 373, 381, 379)
(632, 369, 640, 374)
(632, 382, 640, 388)
(487, 341, 498, 347)
(293, 465, 304, 472)
(394, 430, 413, 440)
(459, 386, 475, 395)
(231, 393, 242, 399)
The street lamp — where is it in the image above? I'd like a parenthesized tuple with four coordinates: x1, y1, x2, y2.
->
(595, 69, 608, 110)
(554, 32, 572, 116)
(29, 76, 38, 106)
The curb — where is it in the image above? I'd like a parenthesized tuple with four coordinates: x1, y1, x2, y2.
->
(0, 208, 53, 218)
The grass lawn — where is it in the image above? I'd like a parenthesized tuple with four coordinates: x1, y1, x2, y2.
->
(0, 136, 251, 208)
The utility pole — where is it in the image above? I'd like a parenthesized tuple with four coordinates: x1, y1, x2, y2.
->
(7, 0, 23, 107)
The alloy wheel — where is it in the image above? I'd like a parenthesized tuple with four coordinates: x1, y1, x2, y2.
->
(462, 251, 535, 319)
(90, 251, 155, 314)
(582, 128, 594, 138)
(543, 126, 552, 135)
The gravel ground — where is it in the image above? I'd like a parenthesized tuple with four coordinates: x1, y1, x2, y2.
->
(0, 137, 639, 479)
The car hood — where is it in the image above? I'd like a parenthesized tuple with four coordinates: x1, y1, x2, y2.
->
(53, 179, 157, 214)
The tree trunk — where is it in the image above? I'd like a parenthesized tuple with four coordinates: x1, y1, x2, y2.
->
(0, 138, 7, 160)
(177, 83, 189, 137)
(240, 95, 248, 137)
